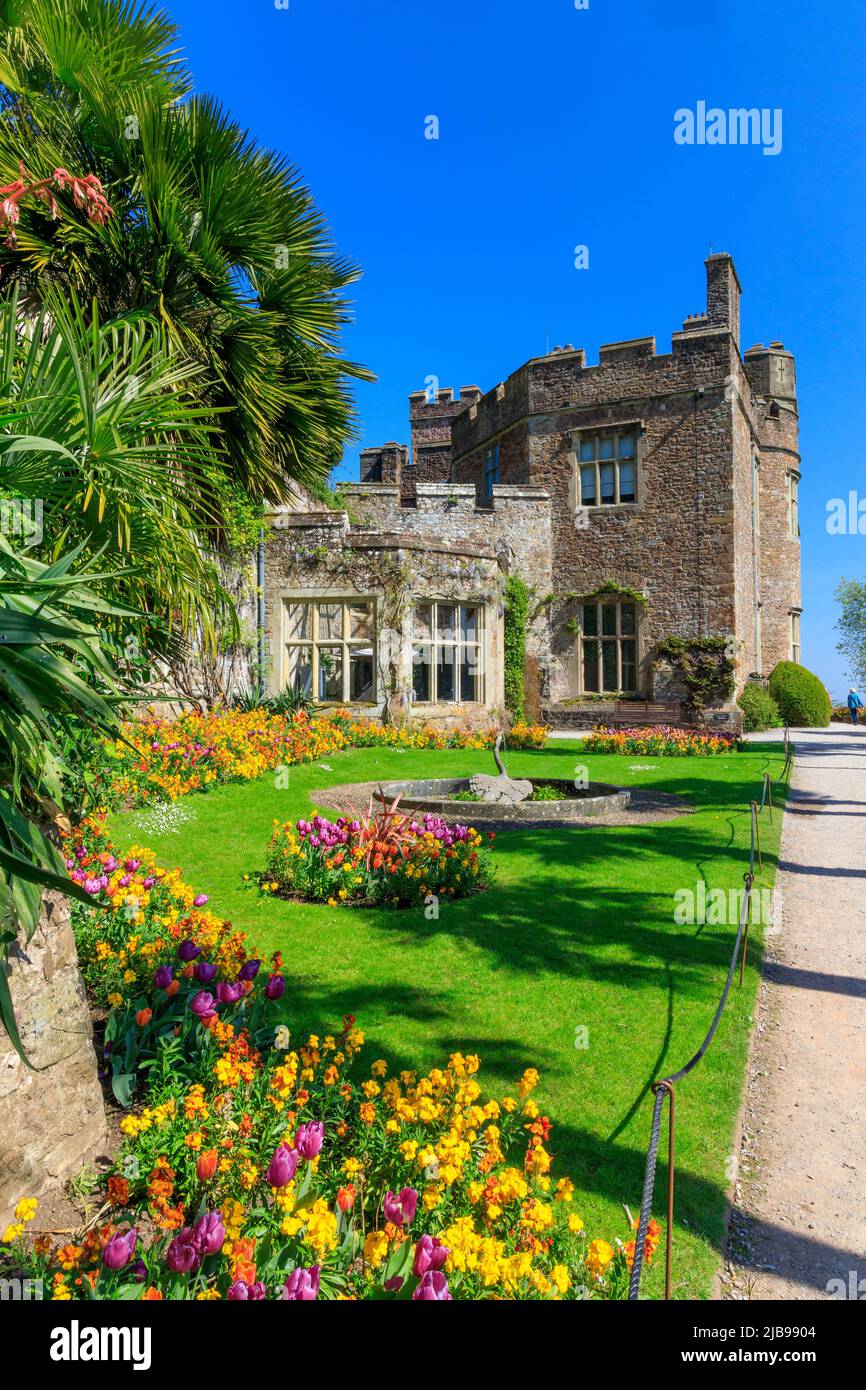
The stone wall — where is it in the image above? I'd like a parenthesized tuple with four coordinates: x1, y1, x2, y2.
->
(261, 505, 510, 727)
(448, 254, 800, 705)
(0, 893, 106, 1225)
(340, 481, 554, 694)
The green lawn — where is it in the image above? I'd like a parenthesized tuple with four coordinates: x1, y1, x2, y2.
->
(107, 740, 787, 1299)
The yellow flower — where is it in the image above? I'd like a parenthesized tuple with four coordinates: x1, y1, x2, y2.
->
(363, 1230, 389, 1268)
(586, 1238, 614, 1277)
(568, 1212, 585, 1234)
(14, 1198, 37, 1223)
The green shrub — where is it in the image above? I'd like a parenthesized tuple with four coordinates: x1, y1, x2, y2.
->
(737, 683, 783, 732)
(768, 661, 831, 728)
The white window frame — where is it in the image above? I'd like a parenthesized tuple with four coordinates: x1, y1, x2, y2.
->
(790, 610, 801, 664)
(575, 429, 639, 509)
(579, 599, 640, 694)
(283, 597, 377, 705)
(789, 471, 800, 539)
(411, 601, 485, 704)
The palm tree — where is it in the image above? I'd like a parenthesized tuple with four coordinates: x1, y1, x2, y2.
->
(0, 0, 372, 510)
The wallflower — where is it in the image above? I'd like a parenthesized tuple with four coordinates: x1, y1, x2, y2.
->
(586, 1239, 615, 1278)
(363, 1231, 389, 1269)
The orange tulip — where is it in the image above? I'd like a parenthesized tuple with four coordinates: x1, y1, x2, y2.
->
(136, 1008, 152, 1027)
(196, 1149, 219, 1182)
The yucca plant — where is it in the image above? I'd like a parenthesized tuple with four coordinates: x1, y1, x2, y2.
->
(0, 533, 140, 1061)
(0, 285, 239, 649)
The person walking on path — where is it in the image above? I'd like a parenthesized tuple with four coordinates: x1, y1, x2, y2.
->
(847, 687, 863, 725)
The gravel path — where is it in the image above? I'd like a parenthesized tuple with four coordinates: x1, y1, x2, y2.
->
(723, 725, 866, 1301)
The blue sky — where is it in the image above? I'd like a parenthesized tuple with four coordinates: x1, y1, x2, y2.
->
(166, 0, 866, 698)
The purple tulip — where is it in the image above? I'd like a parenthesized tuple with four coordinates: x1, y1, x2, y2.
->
(295, 1122, 324, 1161)
(166, 1229, 201, 1274)
(227, 1279, 267, 1300)
(142, 876, 155, 889)
(102, 1228, 138, 1271)
(129, 1259, 147, 1283)
(384, 1186, 419, 1226)
(383, 1275, 404, 1292)
(280, 1265, 320, 1301)
(413, 1234, 449, 1277)
(193, 960, 217, 984)
(178, 939, 202, 962)
(412, 1270, 452, 1301)
(193, 893, 209, 907)
(190, 990, 216, 1021)
(265, 973, 285, 1001)
(217, 980, 243, 1004)
(192, 1211, 225, 1255)
(238, 959, 261, 981)
(154, 964, 174, 989)
(119, 873, 131, 888)
(266, 1142, 299, 1188)
(125, 858, 140, 872)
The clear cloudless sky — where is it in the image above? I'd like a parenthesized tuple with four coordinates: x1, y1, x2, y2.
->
(164, 0, 866, 698)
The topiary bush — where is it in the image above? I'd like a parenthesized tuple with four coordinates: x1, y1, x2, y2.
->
(737, 683, 783, 732)
(768, 661, 831, 728)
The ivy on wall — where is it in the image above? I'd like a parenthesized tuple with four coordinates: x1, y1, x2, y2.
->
(504, 573, 530, 720)
(531, 578, 648, 621)
(654, 635, 736, 714)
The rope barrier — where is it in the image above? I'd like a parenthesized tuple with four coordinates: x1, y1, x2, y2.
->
(627, 727, 793, 1300)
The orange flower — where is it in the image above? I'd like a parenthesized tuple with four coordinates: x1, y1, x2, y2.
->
(337, 1184, 356, 1212)
(142, 1287, 164, 1300)
(56, 1244, 83, 1271)
(136, 1008, 152, 1027)
(196, 1149, 219, 1182)
(107, 1176, 130, 1206)
(359, 1102, 375, 1125)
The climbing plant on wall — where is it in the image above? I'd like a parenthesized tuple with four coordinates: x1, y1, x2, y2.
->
(504, 574, 530, 721)
(655, 635, 736, 716)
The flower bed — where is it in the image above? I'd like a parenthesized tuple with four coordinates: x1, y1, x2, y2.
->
(583, 725, 741, 756)
(259, 807, 494, 907)
(97, 709, 548, 808)
(2, 822, 653, 1301)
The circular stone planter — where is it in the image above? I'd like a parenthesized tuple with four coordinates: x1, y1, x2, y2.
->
(372, 777, 631, 824)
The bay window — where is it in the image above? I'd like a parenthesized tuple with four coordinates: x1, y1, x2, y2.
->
(412, 602, 483, 703)
(284, 598, 375, 703)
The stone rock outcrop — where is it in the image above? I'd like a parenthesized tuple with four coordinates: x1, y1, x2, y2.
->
(468, 773, 533, 804)
(0, 891, 106, 1224)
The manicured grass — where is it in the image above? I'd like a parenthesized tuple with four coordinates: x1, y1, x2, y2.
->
(107, 740, 788, 1298)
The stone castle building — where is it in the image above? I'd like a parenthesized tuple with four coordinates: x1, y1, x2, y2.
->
(260, 254, 801, 729)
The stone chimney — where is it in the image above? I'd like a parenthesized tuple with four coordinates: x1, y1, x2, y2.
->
(705, 253, 742, 348)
